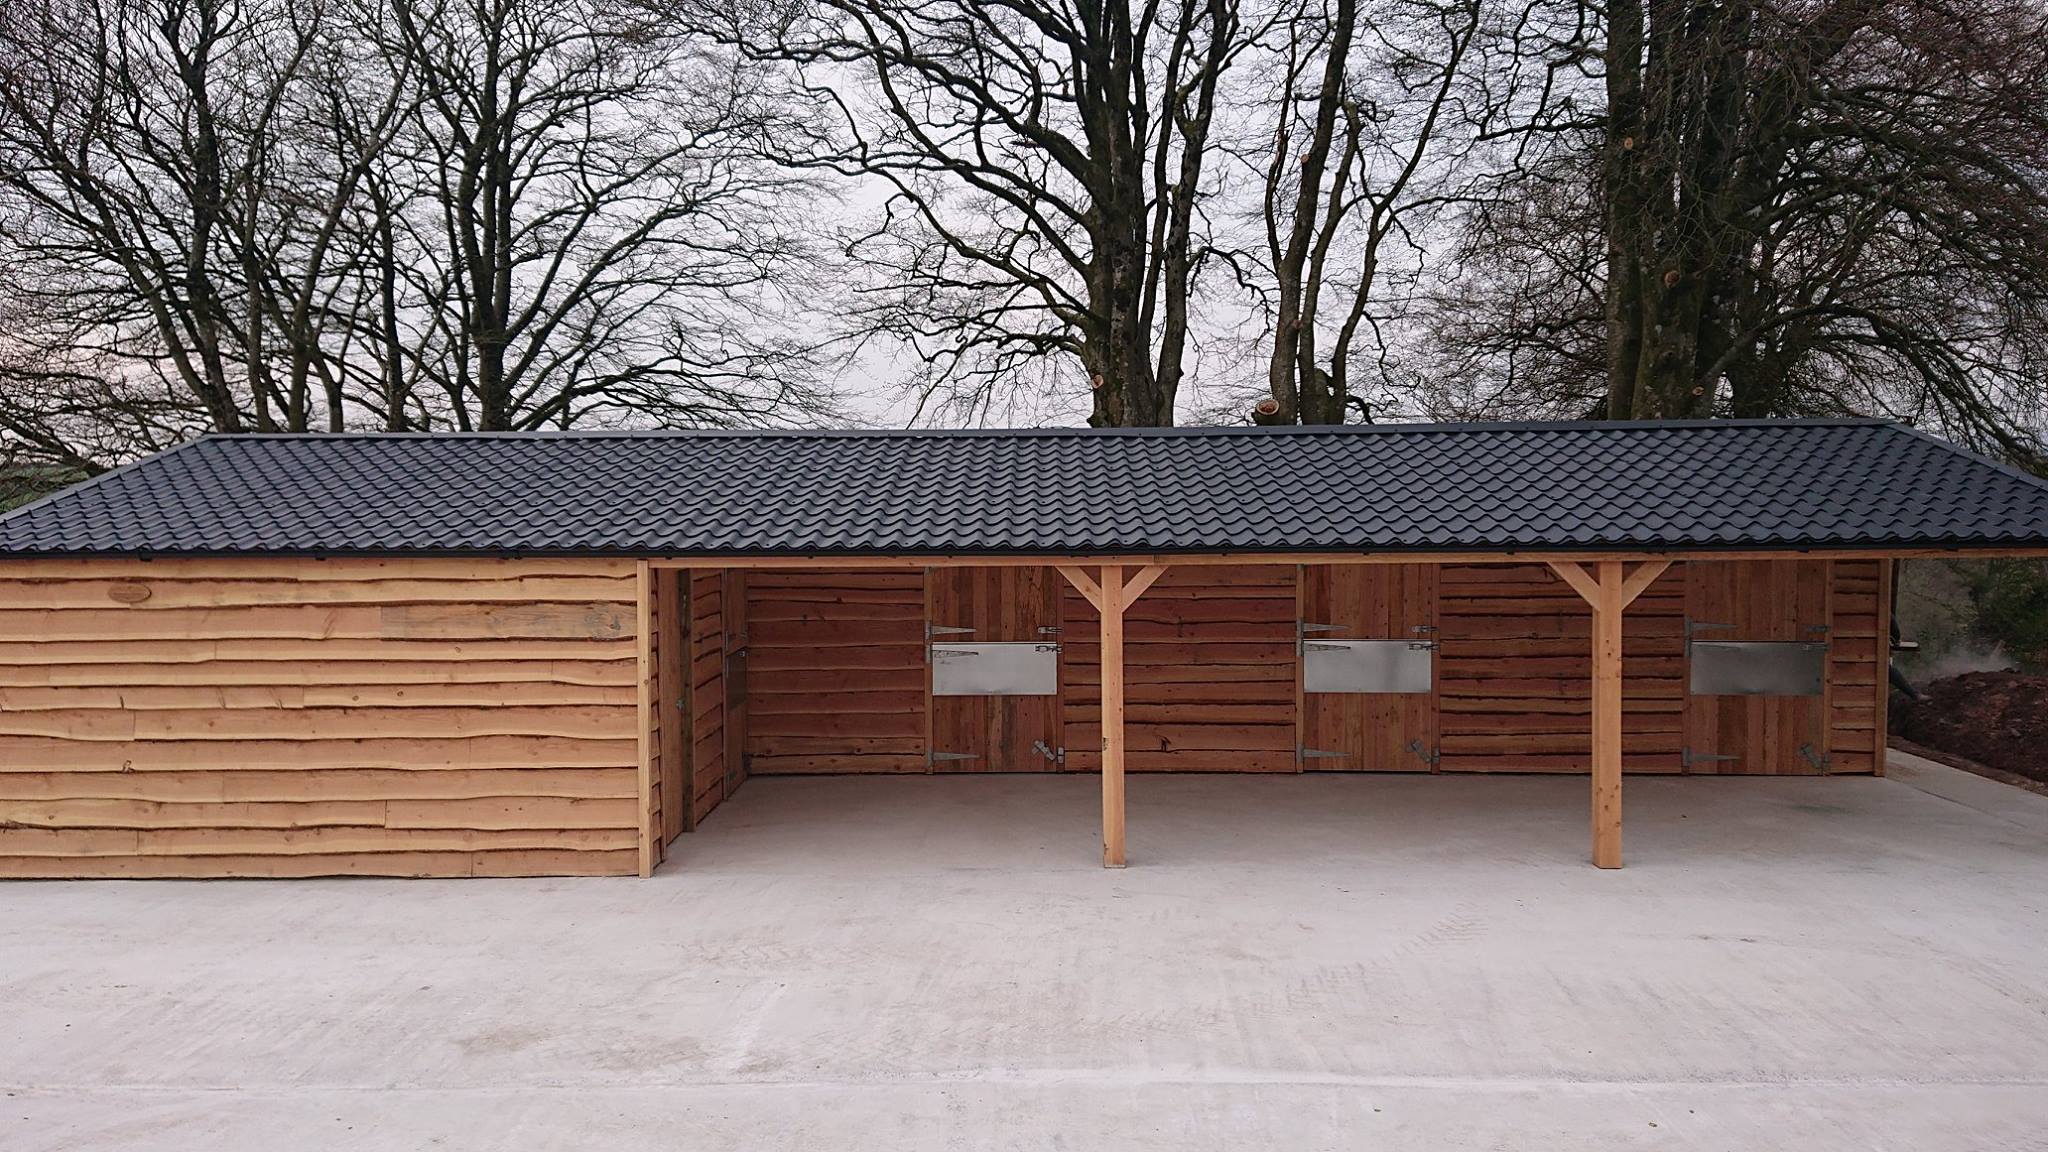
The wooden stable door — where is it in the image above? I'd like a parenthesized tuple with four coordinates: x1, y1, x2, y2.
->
(655, 569, 689, 846)
(926, 567, 1064, 772)
(1683, 560, 1831, 774)
(1298, 564, 1440, 771)
(719, 569, 749, 794)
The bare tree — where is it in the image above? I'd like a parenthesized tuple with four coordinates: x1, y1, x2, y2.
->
(0, 0, 335, 446)
(1249, 0, 1480, 425)
(359, 0, 832, 430)
(1422, 0, 2048, 460)
(0, 0, 836, 478)
(680, 0, 1264, 426)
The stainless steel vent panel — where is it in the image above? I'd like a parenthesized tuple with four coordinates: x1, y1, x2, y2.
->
(1303, 640, 1434, 694)
(1688, 641, 1826, 696)
(931, 642, 1060, 696)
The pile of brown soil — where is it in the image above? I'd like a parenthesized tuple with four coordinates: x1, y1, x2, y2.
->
(1891, 670, 2048, 786)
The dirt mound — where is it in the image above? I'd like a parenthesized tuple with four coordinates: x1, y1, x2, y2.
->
(1892, 670, 2048, 785)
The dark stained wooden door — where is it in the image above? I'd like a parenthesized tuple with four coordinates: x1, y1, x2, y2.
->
(1298, 564, 1439, 771)
(720, 569, 749, 793)
(926, 567, 1064, 772)
(1683, 560, 1831, 774)
(656, 569, 689, 846)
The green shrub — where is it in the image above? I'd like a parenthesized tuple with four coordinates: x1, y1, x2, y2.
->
(1967, 559, 2048, 672)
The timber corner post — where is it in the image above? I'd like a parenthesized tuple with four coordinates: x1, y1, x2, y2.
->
(1057, 563, 1167, 868)
(635, 560, 657, 878)
(1546, 558, 1671, 869)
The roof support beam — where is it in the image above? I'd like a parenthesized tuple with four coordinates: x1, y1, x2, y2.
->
(1055, 565, 1106, 614)
(1547, 559, 1666, 869)
(1121, 563, 1168, 604)
(1618, 559, 1672, 609)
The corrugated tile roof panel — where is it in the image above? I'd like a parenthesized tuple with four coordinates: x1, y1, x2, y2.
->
(3, 419, 2046, 556)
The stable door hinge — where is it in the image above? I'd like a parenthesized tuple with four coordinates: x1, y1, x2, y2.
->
(1681, 746, 1740, 771)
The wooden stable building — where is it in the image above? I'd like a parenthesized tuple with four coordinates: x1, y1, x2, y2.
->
(3, 420, 2046, 878)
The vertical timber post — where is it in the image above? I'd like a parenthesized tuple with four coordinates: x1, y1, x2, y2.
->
(636, 560, 656, 878)
(1057, 563, 1165, 868)
(1099, 564, 1127, 868)
(1547, 558, 1670, 869)
(1590, 561, 1624, 869)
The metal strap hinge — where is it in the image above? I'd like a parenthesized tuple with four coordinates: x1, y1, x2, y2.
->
(1299, 747, 1347, 761)
(1682, 747, 1740, 769)
(1407, 739, 1440, 767)
(1032, 740, 1064, 766)
(928, 751, 978, 766)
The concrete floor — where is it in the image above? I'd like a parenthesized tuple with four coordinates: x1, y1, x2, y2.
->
(5, 769, 2048, 1152)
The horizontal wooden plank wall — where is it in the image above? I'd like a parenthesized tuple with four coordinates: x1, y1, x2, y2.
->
(1827, 559, 1886, 773)
(745, 570, 928, 773)
(645, 566, 666, 867)
(722, 571, 751, 804)
(686, 570, 749, 823)
(654, 569, 685, 853)
(1436, 562, 1687, 773)
(1062, 565, 1298, 772)
(0, 558, 642, 877)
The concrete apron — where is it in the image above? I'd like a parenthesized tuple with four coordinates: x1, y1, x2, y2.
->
(4, 768, 2047, 1152)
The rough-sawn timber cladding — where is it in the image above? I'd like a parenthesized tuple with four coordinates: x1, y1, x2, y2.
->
(733, 560, 1887, 779)
(0, 555, 1891, 879)
(0, 557, 642, 878)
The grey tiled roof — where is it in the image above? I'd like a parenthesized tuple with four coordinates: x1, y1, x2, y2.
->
(3, 420, 2046, 557)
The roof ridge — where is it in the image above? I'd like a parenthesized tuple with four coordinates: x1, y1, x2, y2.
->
(191, 417, 1892, 443)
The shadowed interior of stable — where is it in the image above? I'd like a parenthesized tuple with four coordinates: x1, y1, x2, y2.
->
(0, 420, 2043, 879)
(643, 555, 1889, 874)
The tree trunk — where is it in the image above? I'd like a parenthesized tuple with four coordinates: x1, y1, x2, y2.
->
(1602, 0, 1650, 418)
(1265, 0, 1356, 424)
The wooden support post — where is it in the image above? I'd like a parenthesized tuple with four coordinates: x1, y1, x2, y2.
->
(1058, 563, 1167, 868)
(635, 560, 656, 878)
(1589, 560, 1624, 869)
(1874, 558, 1895, 777)
(1548, 558, 1667, 869)
(1100, 564, 1126, 868)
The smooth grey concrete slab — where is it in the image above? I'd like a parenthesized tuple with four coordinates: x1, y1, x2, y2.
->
(1886, 747, 2048, 835)
(4, 772, 2047, 1151)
